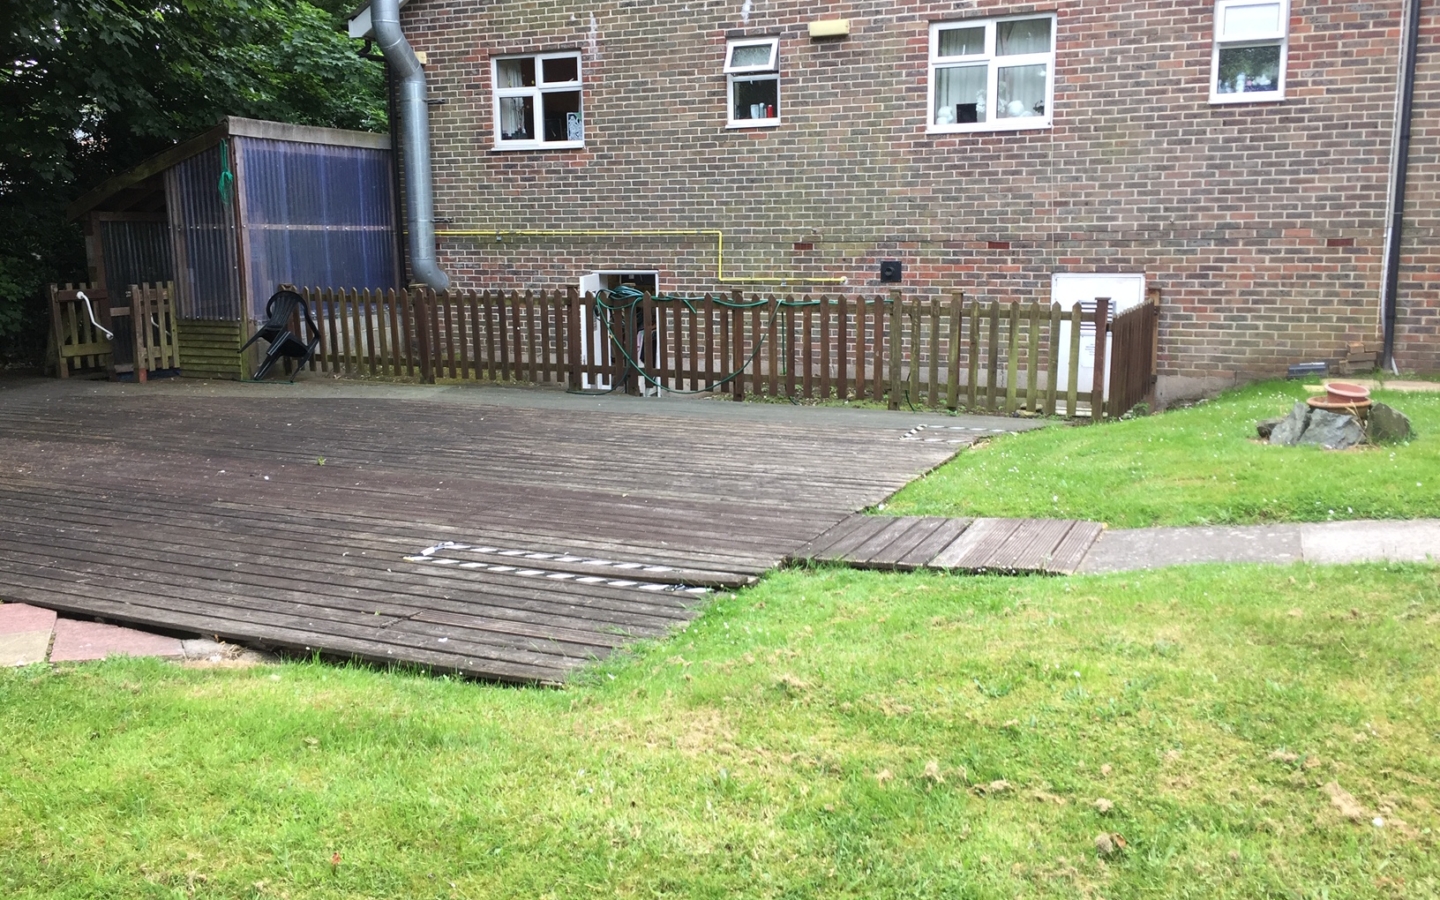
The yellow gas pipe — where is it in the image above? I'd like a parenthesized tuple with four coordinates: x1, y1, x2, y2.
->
(432, 228, 847, 285)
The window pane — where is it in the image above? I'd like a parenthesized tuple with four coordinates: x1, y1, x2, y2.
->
(997, 18, 1051, 55)
(937, 26, 984, 57)
(498, 95, 533, 140)
(497, 58, 535, 88)
(730, 43, 774, 69)
(934, 64, 987, 124)
(1216, 43, 1281, 93)
(1221, 3, 1282, 39)
(542, 90, 582, 141)
(541, 56, 578, 84)
(997, 63, 1047, 118)
(733, 77, 778, 120)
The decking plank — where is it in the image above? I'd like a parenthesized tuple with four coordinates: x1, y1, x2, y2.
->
(930, 518, 1027, 570)
(893, 518, 974, 569)
(1046, 521, 1106, 575)
(860, 517, 943, 566)
(841, 517, 926, 565)
(996, 518, 1077, 573)
(787, 514, 875, 562)
(804, 516, 896, 562)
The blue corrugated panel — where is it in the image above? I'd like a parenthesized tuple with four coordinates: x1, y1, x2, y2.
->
(164, 143, 243, 320)
(237, 137, 397, 319)
(100, 219, 174, 297)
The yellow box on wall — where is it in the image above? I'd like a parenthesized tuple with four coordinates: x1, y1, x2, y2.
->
(808, 19, 850, 39)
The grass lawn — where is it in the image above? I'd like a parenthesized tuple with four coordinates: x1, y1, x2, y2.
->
(885, 381, 1440, 528)
(4, 563, 1438, 899)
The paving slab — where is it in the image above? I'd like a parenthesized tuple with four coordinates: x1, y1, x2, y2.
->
(0, 602, 58, 634)
(49, 618, 186, 663)
(1300, 520, 1440, 564)
(1077, 524, 1304, 573)
(0, 631, 52, 667)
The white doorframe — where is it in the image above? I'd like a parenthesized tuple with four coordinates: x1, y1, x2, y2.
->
(1052, 272, 1145, 396)
(578, 271, 660, 391)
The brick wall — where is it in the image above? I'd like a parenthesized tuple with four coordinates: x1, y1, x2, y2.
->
(398, 0, 1438, 399)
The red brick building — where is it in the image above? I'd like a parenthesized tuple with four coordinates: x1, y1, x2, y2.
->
(359, 0, 1438, 402)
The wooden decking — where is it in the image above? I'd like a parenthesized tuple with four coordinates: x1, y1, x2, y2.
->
(789, 515, 1103, 575)
(0, 379, 1016, 682)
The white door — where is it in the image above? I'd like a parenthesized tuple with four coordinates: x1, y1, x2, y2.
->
(578, 273, 606, 390)
(1052, 273, 1145, 396)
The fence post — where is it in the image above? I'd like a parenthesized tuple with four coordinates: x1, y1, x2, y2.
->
(1090, 297, 1110, 423)
(1045, 302, 1061, 416)
(412, 288, 433, 384)
(130, 284, 149, 384)
(947, 291, 963, 411)
(1004, 301, 1019, 414)
(908, 298, 921, 406)
(1145, 286, 1161, 408)
(887, 290, 902, 410)
(566, 286, 581, 390)
(731, 293, 746, 401)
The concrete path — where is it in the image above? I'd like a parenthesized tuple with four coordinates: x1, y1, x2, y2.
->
(1078, 519, 1440, 573)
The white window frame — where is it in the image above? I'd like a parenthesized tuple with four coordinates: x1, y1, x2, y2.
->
(491, 51, 584, 150)
(725, 37, 780, 129)
(927, 14, 1056, 135)
(1210, 0, 1289, 104)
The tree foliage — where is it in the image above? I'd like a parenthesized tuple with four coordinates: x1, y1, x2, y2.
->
(0, 0, 385, 362)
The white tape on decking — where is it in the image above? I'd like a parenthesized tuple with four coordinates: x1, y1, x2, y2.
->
(902, 423, 1010, 443)
(403, 541, 709, 594)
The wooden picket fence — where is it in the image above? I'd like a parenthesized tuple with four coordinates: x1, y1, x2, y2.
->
(293, 286, 1160, 419)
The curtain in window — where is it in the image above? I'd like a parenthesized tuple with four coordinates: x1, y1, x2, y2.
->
(935, 65, 987, 124)
(938, 26, 984, 57)
(997, 64, 1047, 118)
(996, 18, 1050, 55)
(500, 97, 533, 140)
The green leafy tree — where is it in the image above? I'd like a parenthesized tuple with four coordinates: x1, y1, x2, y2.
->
(0, 0, 385, 363)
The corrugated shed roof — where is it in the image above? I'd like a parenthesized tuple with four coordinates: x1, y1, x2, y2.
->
(67, 117, 389, 221)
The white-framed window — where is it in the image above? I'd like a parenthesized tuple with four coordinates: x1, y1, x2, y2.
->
(492, 52, 583, 150)
(725, 37, 780, 127)
(1210, 0, 1288, 102)
(928, 14, 1055, 134)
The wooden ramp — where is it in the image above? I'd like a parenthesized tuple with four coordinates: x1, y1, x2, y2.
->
(789, 515, 1103, 575)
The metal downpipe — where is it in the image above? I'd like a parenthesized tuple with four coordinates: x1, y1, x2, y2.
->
(371, 0, 450, 291)
(1381, 0, 1421, 371)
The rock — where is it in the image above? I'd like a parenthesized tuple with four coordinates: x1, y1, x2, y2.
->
(1256, 417, 1283, 439)
(1298, 409, 1365, 450)
(1368, 402, 1413, 443)
(1268, 402, 1311, 446)
(1094, 832, 1127, 858)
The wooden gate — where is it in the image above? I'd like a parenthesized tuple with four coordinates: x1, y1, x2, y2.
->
(47, 281, 180, 381)
(1104, 288, 1161, 417)
(48, 284, 113, 377)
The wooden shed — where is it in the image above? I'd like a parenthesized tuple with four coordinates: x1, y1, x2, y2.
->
(64, 117, 397, 380)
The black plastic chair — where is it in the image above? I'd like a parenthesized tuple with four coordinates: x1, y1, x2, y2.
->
(240, 289, 321, 382)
